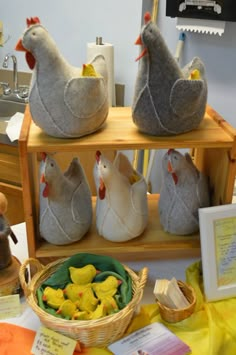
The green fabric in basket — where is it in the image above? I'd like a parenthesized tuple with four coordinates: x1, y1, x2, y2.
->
(38, 253, 133, 315)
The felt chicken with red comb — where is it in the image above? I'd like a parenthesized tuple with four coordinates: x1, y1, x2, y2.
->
(132, 12, 208, 136)
(39, 153, 92, 245)
(15, 17, 109, 138)
(93, 150, 148, 242)
(158, 149, 210, 235)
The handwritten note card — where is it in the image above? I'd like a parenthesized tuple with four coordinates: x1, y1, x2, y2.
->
(214, 216, 236, 286)
(0, 294, 21, 319)
(31, 326, 77, 355)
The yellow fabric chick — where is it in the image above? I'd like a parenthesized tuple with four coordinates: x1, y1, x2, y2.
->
(101, 295, 119, 315)
(92, 276, 121, 300)
(42, 286, 65, 309)
(128, 172, 140, 185)
(72, 310, 90, 320)
(56, 299, 77, 319)
(89, 303, 106, 320)
(64, 283, 91, 305)
(81, 63, 99, 77)
(69, 264, 98, 285)
(188, 69, 201, 80)
(78, 287, 99, 313)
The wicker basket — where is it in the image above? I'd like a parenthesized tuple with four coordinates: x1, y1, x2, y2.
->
(19, 257, 148, 348)
(156, 280, 196, 323)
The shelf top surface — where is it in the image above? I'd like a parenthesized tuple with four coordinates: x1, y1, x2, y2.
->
(35, 195, 201, 261)
(22, 105, 235, 152)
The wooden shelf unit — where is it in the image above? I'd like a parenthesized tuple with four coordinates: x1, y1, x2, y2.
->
(0, 143, 24, 225)
(18, 105, 236, 264)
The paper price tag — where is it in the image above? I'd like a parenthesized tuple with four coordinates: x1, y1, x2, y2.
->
(0, 294, 21, 319)
(31, 326, 77, 355)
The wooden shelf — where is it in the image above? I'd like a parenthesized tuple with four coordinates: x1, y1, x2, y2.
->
(24, 105, 236, 152)
(35, 195, 200, 263)
(18, 105, 236, 264)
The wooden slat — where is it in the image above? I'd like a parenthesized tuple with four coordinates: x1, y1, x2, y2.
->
(18, 108, 37, 258)
(0, 152, 21, 185)
(25, 105, 234, 153)
(206, 105, 236, 159)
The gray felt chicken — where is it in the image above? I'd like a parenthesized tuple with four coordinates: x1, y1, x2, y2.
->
(132, 12, 208, 136)
(15, 17, 109, 138)
(39, 153, 92, 245)
(158, 149, 210, 235)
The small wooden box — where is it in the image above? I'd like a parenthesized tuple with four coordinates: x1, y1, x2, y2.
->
(18, 105, 236, 264)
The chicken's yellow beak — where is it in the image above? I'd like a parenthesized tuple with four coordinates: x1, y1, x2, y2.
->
(135, 35, 148, 61)
(40, 173, 46, 183)
(135, 35, 143, 45)
(15, 39, 26, 51)
(167, 160, 173, 173)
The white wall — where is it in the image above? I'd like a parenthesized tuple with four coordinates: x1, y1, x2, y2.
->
(0, 0, 143, 106)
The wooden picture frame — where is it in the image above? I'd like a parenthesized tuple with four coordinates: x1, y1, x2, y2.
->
(199, 204, 236, 302)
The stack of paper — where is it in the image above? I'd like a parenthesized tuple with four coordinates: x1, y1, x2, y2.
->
(153, 278, 190, 309)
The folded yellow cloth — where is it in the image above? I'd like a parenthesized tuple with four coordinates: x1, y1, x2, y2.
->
(138, 261, 236, 355)
(108, 260, 236, 355)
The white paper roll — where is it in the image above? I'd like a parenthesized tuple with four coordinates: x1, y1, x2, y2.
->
(87, 41, 116, 106)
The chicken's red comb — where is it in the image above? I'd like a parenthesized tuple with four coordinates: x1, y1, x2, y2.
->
(144, 12, 152, 24)
(41, 152, 47, 161)
(26, 17, 40, 27)
(168, 149, 173, 155)
(96, 150, 101, 163)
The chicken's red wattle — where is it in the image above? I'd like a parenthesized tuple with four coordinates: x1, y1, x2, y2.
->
(135, 35, 148, 61)
(43, 183, 49, 198)
(135, 48, 148, 62)
(15, 39, 36, 70)
(98, 178, 106, 200)
(26, 52, 36, 70)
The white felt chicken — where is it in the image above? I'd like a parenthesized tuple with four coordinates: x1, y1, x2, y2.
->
(15, 17, 109, 138)
(93, 151, 148, 242)
(39, 153, 92, 245)
(158, 149, 210, 235)
(132, 12, 208, 136)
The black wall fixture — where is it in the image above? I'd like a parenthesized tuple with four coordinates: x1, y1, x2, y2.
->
(166, 1, 236, 22)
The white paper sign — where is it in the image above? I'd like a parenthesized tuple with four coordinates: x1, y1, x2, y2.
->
(31, 326, 77, 355)
(0, 294, 21, 319)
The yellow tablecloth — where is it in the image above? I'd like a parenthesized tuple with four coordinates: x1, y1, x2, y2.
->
(106, 261, 236, 355)
(2, 261, 236, 354)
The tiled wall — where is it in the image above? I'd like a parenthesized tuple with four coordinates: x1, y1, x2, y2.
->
(0, 69, 31, 88)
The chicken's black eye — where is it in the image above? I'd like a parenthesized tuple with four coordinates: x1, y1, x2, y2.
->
(50, 163, 54, 167)
(32, 32, 36, 36)
(103, 165, 106, 168)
